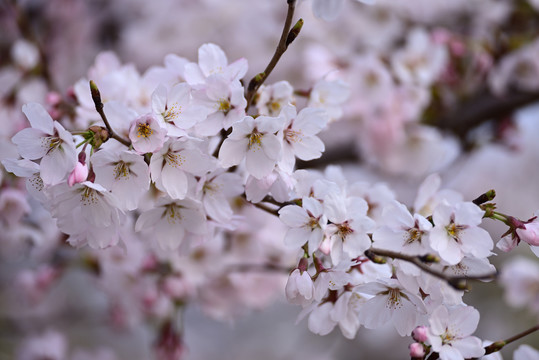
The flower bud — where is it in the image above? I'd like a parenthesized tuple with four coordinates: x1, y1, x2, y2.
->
(68, 162, 88, 187)
(412, 326, 428, 342)
(409, 342, 425, 358)
(516, 222, 539, 246)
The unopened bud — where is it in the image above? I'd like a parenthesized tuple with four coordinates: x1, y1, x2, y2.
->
(448, 278, 469, 291)
(472, 189, 496, 205)
(485, 340, 506, 354)
(409, 343, 425, 358)
(88, 125, 110, 148)
(364, 250, 386, 264)
(89, 80, 103, 111)
(67, 162, 88, 187)
(419, 254, 440, 263)
(412, 326, 428, 342)
(286, 18, 303, 46)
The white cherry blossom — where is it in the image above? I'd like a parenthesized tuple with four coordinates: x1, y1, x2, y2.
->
(285, 267, 315, 306)
(279, 197, 327, 254)
(92, 149, 150, 211)
(324, 193, 375, 264)
(429, 202, 493, 265)
(11, 103, 77, 185)
(49, 181, 124, 249)
(151, 83, 209, 135)
(128, 113, 167, 154)
(357, 278, 425, 336)
(427, 305, 485, 360)
(184, 43, 248, 85)
(279, 105, 328, 173)
(150, 139, 214, 200)
(219, 114, 285, 179)
(196, 169, 243, 224)
(135, 197, 207, 251)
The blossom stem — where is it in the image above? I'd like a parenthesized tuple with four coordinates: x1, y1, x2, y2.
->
(479, 324, 539, 357)
(252, 201, 279, 216)
(367, 248, 497, 290)
(89, 81, 132, 147)
(244, 0, 302, 110)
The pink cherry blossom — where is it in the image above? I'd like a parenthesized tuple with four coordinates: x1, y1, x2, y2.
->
(128, 113, 167, 154)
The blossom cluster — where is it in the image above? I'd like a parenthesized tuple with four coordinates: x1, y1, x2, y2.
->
(2, 0, 539, 359)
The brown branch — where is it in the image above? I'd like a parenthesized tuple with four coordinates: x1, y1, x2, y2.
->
(89, 81, 131, 147)
(244, 0, 303, 110)
(367, 248, 497, 290)
(252, 201, 279, 217)
(433, 88, 539, 139)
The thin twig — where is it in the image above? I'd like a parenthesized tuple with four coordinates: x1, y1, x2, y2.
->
(367, 248, 497, 290)
(244, 0, 302, 110)
(252, 202, 279, 217)
(89, 81, 131, 147)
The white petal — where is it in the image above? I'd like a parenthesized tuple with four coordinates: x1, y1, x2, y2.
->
(219, 138, 248, 168)
(22, 102, 54, 133)
(198, 43, 228, 77)
(246, 145, 275, 179)
(279, 205, 308, 227)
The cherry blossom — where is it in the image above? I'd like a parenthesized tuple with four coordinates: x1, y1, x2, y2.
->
(135, 197, 207, 250)
(324, 192, 375, 264)
(427, 305, 485, 360)
(219, 115, 285, 179)
(357, 278, 425, 336)
(279, 196, 327, 254)
(150, 139, 214, 200)
(92, 148, 150, 211)
(128, 113, 167, 154)
(429, 202, 493, 265)
(11, 103, 77, 185)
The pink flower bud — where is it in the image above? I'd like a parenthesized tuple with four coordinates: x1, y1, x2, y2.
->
(412, 326, 428, 342)
(46, 91, 62, 106)
(409, 342, 425, 358)
(517, 222, 539, 246)
(68, 162, 88, 187)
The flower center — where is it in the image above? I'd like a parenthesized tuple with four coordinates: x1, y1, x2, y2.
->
(270, 101, 281, 114)
(385, 288, 403, 310)
(337, 222, 353, 238)
(137, 123, 153, 138)
(285, 128, 302, 144)
(42, 136, 62, 154)
(446, 222, 466, 242)
(203, 181, 219, 195)
(165, 204, 182, 224)
(218, 99, 231, 114)
(165, 151, 185, 168)
(163, 103, 182, 122)
(405, 227, 423, 245)
(113, 161, 130, 180)
(248, 130, 263, 150)
(80, 186, 99, 206)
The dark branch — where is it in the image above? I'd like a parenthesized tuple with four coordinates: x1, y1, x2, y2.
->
(89, 81, 131, 147)
(367, 248, 497, 290)
(244, 0, 302, 110)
